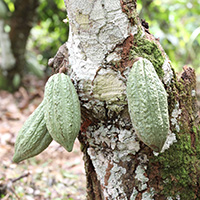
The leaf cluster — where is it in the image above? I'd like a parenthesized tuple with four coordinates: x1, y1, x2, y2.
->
(28, 0, 69, 67)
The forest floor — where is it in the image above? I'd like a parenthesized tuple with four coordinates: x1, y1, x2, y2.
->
(0, 73, 200, 200)
(0, 75, 86, 200)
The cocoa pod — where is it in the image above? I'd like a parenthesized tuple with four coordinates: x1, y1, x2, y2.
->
(126, 58, 169, 152)
(13, 101, 53, 163)
(44, 73, 81, 152)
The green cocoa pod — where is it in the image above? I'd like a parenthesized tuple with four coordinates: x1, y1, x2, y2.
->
(44, 73, 81, 152)
(126, 58, 169, 152)
(13, 101, 53, 163)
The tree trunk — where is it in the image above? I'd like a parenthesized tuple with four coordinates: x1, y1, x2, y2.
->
(59, 0, 200, 199)
(1, 0, 39, 91)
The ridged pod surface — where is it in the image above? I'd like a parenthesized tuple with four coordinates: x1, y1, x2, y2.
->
(44, 73, 81, 152)
(126, 58, 169, 152)
(13, 101, 53, 163)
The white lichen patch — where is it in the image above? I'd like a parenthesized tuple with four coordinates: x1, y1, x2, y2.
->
(160, 130, 177, 153)
(104, 163, 127, 199)
(139, 26, 146, 38)
(87, 124, 140, 162)
(130, 187, 155, 200)
(191, 89, 196, 97)
(162, 58, 174, 85)
(66, 0, 93, 15)
(167, 194, 181, 200)
(135, 165, 149, 191)
(131, 154, 152, 195)
(88, 147, 129, 199)
(114, 129, 140, 161)
(130, 187, 138, 200)
(67, 33, 97, 79)
(86, 123, 140, 199)
(106, 51, 122, 63)
(142, 188, 155, 200)
(171, 102, 182, 132)
(87, 147, 108, 185)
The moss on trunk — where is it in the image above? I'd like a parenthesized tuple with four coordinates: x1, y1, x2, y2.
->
(148, 67, 200, 200)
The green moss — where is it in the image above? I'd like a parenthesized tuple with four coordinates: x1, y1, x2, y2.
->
(150, 127, 200, 200)
(193, 126, 197, 134)
(130, 38, 165, 78)
(164, 79, 200, 200)
(195, 125, 200, 160)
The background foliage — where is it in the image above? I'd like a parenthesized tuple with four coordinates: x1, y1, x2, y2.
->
(138, 0, 200, 73)
(28, 0, 69, 67)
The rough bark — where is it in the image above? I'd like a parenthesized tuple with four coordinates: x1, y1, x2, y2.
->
(55, 0, 200, 199)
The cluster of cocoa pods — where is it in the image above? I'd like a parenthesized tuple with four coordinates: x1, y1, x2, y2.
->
(13, 73, 81, 163)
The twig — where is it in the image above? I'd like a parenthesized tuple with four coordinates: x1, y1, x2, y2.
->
(11, 172, 30, 183)
(7, 184, 20, 200)
(0, 172, 31, 199)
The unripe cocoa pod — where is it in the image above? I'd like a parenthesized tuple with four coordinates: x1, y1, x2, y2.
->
(13, 101, 53, 163)
(126, 58, 169, 152)
(44, 73, 81, 152)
